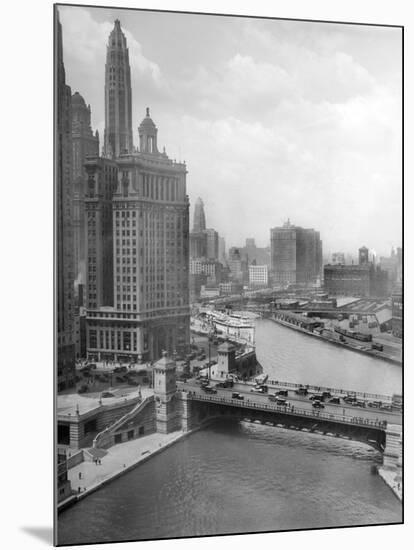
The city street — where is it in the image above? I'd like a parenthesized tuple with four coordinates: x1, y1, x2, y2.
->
(177, 380, 402, 426)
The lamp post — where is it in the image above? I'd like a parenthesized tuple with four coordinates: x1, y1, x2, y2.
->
(208, 330, 213, 381)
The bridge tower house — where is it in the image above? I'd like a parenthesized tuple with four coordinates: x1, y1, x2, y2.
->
(216, 341, 236, 378)
(153, 351, 179, 433)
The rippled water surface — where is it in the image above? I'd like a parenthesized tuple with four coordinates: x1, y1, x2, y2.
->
(58, 319, 402, 545)
(58, 420, 401, 545)
(255, 319, 401, 395)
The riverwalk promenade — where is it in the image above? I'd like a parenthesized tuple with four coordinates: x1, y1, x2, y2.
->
(60, 429, 192, 511)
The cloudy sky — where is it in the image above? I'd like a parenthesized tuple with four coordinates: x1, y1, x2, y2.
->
(59, 5, 402, 257)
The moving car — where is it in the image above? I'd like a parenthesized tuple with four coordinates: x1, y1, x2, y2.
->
(276, 398, 290, 406)
(295, 386, 308, 396)
(250, 385, 268, 394)
(328, 397, 341, 405)
(372, 342, 384, 352)
(343, 395, 358, 404)
(312, 400, 325, 409)
(309, 394, 324, 401)
(321, 391, 332, 399)
(232, 392, 244, 400)
(203, 385, 217, 394)
(276, 389, 288, 397)
(351, 400, 366, 408)
(216, 379, 234, 389)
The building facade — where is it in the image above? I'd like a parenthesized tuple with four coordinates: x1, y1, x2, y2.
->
(205, 228, 219, 260)
(86, 109, 190, 363)
(331, 252, 345, 265)
(71, 92, 100, 292)
(249, 264, 269, 287)
(323, 263, 388, 298)
(104, 20, 133, 158)
(56, 10, 76, 391)
(192, 197, 206, 233)
(240, 238, 271, 267)
(189, 231, 207, 258)
(391, 285, 403, 338)
(270, 220, 322, 286)
(228, 247, 248, 283)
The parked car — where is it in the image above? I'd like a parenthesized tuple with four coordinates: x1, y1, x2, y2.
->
(232, 392, 244, 400)
(312, 400, 325, 409)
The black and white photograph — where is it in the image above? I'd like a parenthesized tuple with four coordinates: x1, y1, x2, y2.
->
(54, 2, 403, 546)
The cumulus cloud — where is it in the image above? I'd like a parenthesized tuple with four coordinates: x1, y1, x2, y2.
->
(59, 6, 402, 255)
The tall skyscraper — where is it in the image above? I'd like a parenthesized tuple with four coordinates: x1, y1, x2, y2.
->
(218, 236, 226, 263)
(104, 20, 133, 158)
(270, 220, 322, 285)
(85, 108, 190, 362)
(71, 92, 100, 291)
(205, 228, 219, 260)
(359, 246, 369, 265)
(55, 10, 75, 390)
(193, 197, 206, 233)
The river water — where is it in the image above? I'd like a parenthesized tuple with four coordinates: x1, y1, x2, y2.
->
(255, 319, 402, 395)
(57, 319, 402, 545)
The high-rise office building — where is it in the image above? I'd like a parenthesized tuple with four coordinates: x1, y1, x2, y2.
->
(218, 236, 226, 263)
(55, 10, 76, 390)
(71, 92, 100, 291)
(240, 238, 271, 267)
(205, 228, 219, 260)
(190, 231, 207, 258)
(270, 220, 322, 285)
(85, 108, 190, 362)
(193, 197, 206, 233)
(359, 246, 369, 265)
(104, 20, 133, 158)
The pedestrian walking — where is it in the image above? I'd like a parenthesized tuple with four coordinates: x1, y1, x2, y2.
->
(78, 472, 82, 479)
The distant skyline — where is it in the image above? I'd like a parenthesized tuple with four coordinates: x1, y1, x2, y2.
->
(59, 5, 402, 256)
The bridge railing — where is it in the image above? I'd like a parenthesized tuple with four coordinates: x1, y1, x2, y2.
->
(262, 379, 393, 403)
(185, 392, 388, 430)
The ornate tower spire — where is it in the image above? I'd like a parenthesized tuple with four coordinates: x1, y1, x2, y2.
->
(193, 197, 206, 233)
(138, 107, 159, 154)
(104, 20, 133, 158)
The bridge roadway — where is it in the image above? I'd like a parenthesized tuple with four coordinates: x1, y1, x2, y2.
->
(177, 380, 402, 429)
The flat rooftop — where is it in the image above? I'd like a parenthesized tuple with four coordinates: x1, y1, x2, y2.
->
(57, 387, 154, 418)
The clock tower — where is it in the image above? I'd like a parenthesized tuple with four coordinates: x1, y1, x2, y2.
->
(154, 351, 179, 433)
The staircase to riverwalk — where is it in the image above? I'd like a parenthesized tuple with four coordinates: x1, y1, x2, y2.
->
(93, 396, 155, 450)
